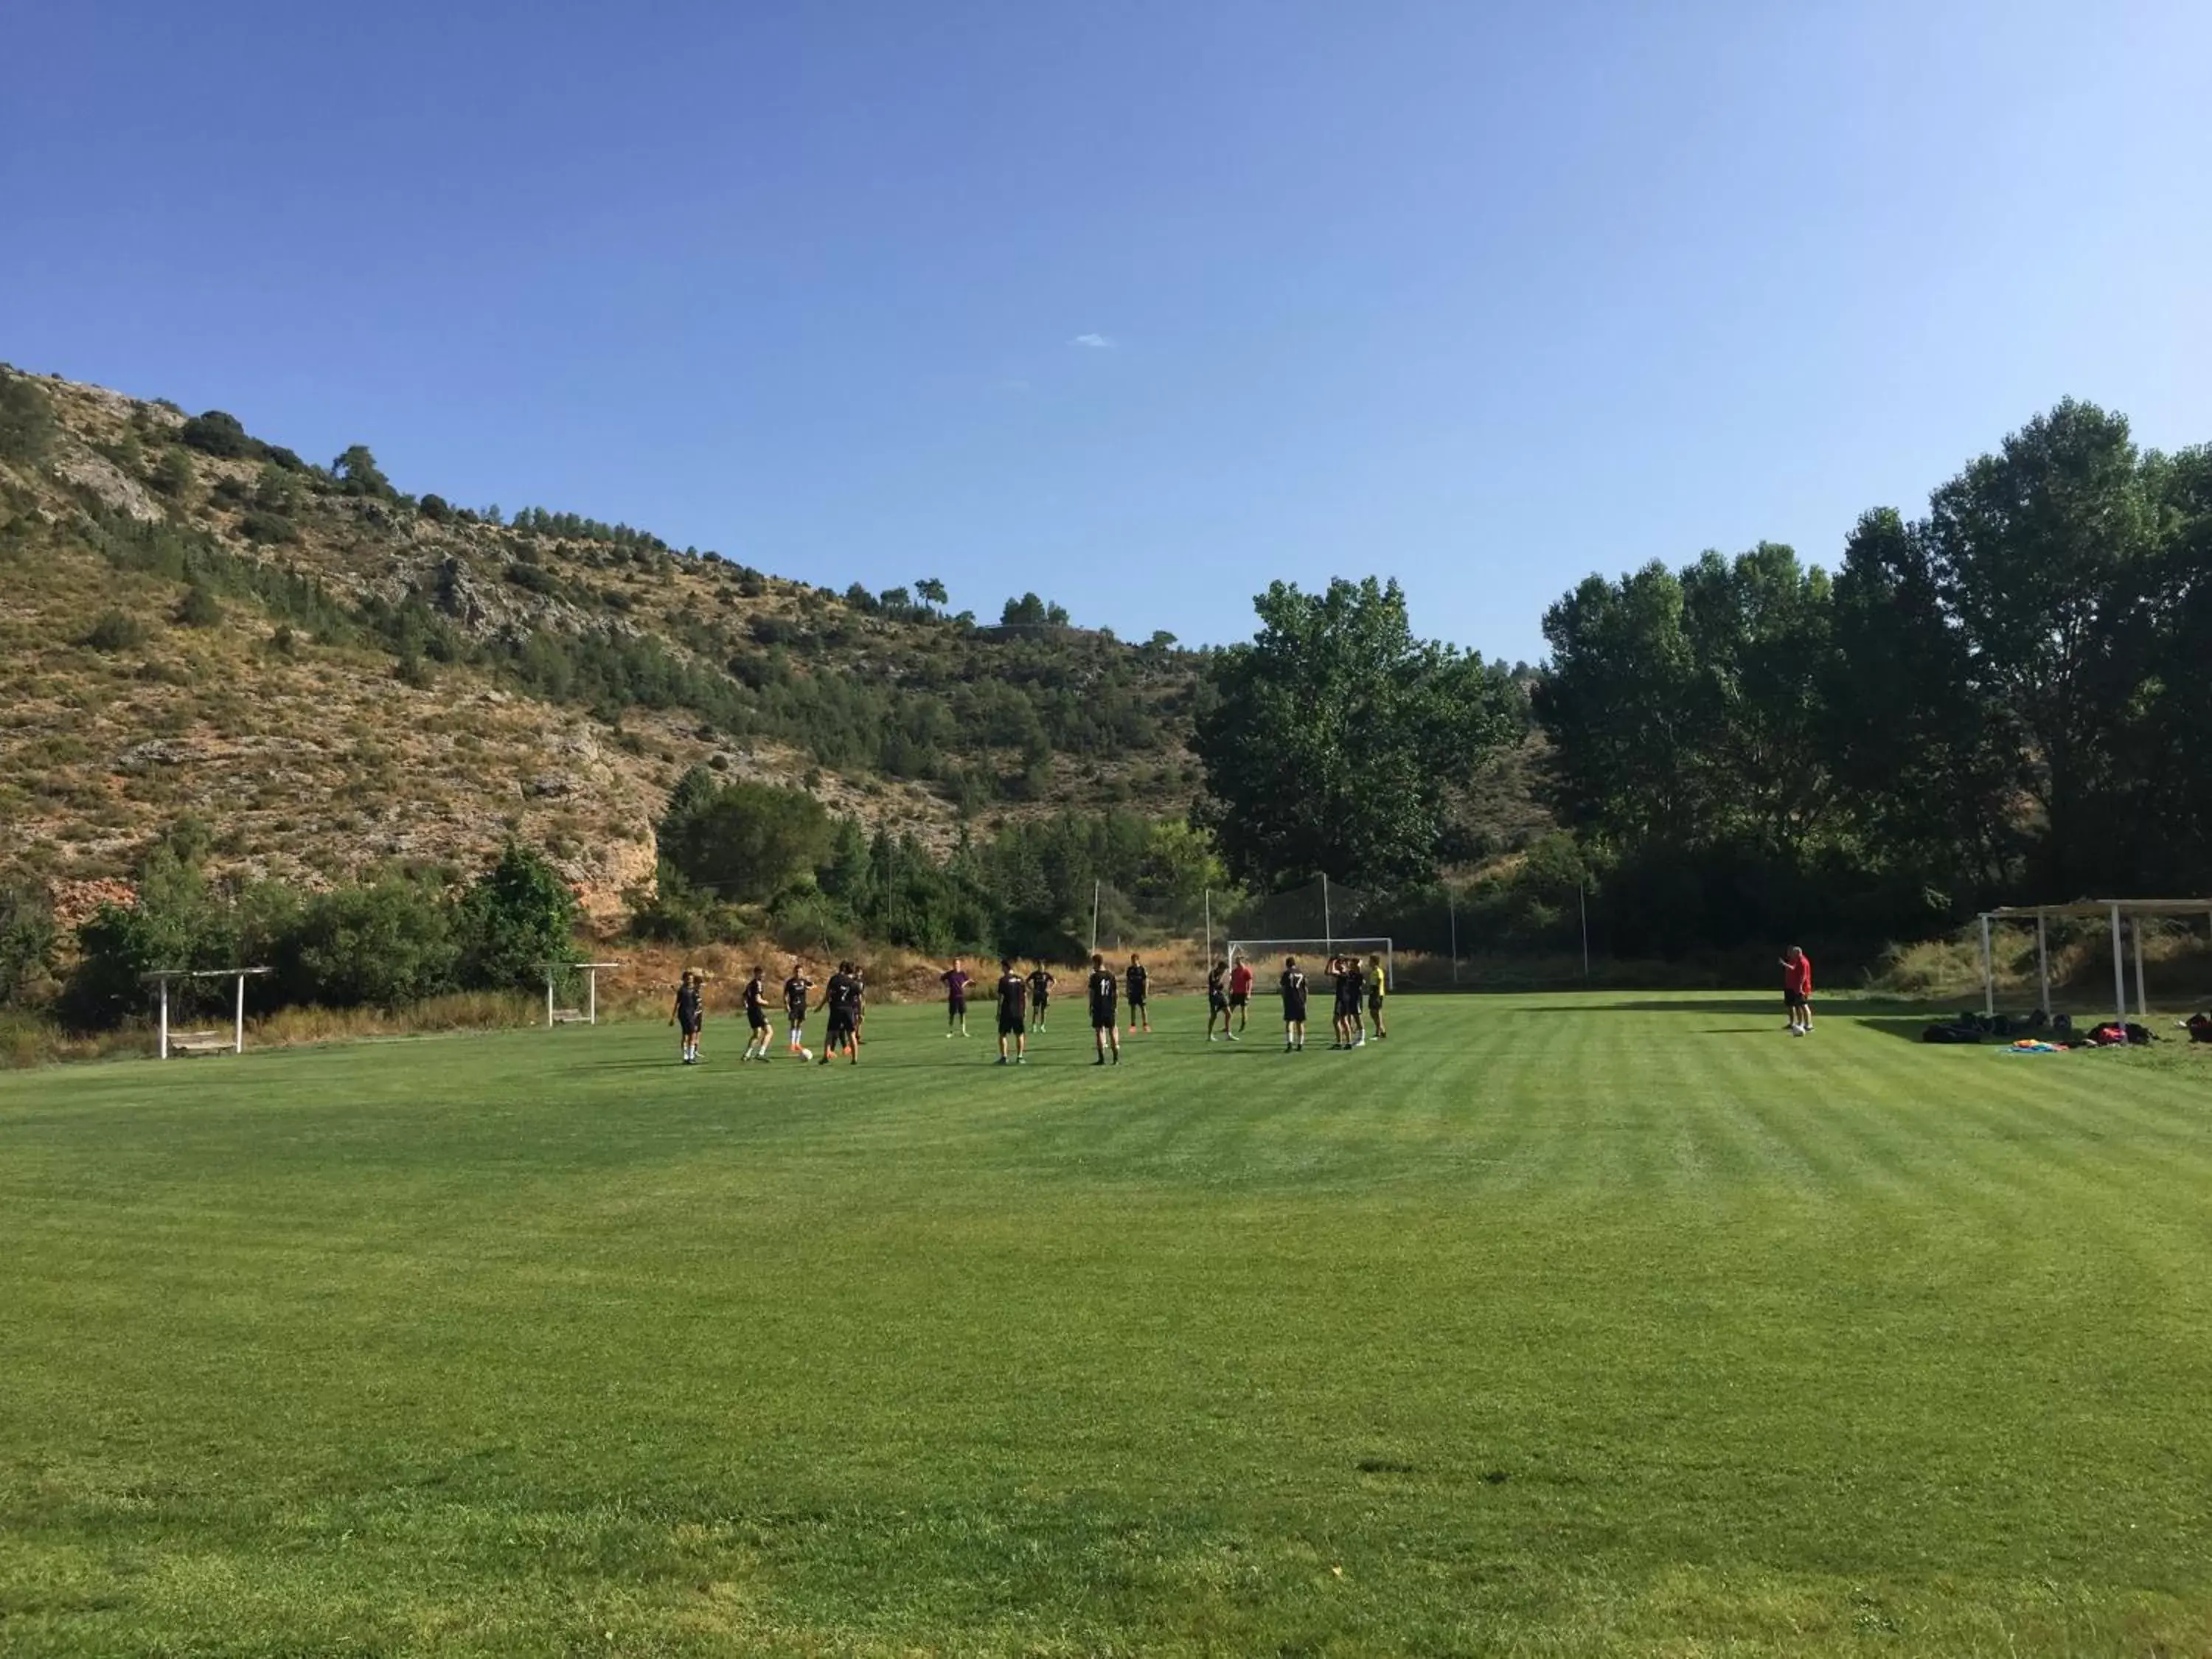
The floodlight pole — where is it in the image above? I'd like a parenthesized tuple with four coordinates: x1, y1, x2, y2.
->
(546, 969, 556, 1030)
(1090, 881, 1100, 956)
(1322, 874, 1332, 959)
(157, 975, 170, 1060)
(587, 966, 599, 1026)
(2132, 917, 2148, 1019)
(2110, 903, 2126, 1024)
(234, 971, 246, 1055)
(1991, 916, 2008, 1022)
(2036, 915, 2050, 1017)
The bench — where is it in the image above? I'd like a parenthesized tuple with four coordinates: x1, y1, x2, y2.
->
(550, 1008, 589, 1025)
(169, 1029, 232, 1057)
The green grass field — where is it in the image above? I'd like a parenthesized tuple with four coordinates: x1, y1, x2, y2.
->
(4, 993, 2210, 1657)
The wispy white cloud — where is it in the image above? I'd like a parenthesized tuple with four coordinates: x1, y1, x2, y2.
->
(1069, 332, 1116, 350)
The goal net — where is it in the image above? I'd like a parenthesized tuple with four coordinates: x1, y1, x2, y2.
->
(1225, 938, 1394, 992)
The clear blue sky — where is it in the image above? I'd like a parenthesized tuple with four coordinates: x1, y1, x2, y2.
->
(5, 1, 2207, 662)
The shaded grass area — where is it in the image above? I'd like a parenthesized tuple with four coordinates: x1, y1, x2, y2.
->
(3, 994, 2210, 1654)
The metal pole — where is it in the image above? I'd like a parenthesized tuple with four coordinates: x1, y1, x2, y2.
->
(234, 972, 245, 1054)
(1979, 914, 1994, 1017)
(588, 967, 599, 1027)
(546, 969, 555, 1029)
(2036, 915, 2050, 1017)
(2132, 917, 2148, 1020)
(1322, 874, 1332, 959)
(1449, 891, 1459, 985)
(2110, 904, 2126, 1024)
(1090, 882, 1100, 956)
(1203, 889, 1211, 977)
(1579, 884, 1590, 980)
(158, 976, 170, 1060)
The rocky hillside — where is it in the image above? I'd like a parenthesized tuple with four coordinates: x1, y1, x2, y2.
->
(0, 368, 1207, 919)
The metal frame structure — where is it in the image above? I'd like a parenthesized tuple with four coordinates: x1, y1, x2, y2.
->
(1976, 900, 2212, 1024)
(538, 961, 623, 1027)
(143, 967, 272, 1058)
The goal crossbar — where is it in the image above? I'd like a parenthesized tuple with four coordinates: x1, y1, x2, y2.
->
(1226, 937, 1394, 990)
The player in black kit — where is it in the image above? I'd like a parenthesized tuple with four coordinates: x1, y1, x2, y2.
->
(1124, 953, 1150, 1034)
(994, 958, 1029, 1065)
(782, 961, 813, 1056)
(817, 961, 860, 1065)
(1026, 963, 1054, 1032)
(671, 970, 703, 1065)
(1280, 956, 1309, 1051)
(1088, 953, 1121, 1065)
(740, 965, 773, 1060)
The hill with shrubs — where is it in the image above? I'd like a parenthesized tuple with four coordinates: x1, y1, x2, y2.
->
(0, 365, 1216, 921)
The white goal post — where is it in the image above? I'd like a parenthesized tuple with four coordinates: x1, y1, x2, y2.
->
(1225, 938, 1394, 990)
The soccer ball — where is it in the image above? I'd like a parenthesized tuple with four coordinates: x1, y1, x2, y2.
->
(798, 1047, 813, 1062)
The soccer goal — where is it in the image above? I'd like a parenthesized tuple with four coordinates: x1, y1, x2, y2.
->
(1225, 938, 1394, 990)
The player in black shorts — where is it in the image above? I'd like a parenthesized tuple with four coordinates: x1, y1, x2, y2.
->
(994, 957, 1029, 1065)
(942, 959, 971, 1039)
(817, 961, 860, 1065)
(782, 960, 813, 1056)
(1124, 953, 1150, 1034)
(1205, 959, 1234, 1043)
(1329, 955, 1366, 1048)
(671, 970, 703, 1065)
(1279, 956, 1308, 1051)
(740, 964, 773, 1060)
(1088, 953, 1121, 1065)
(1026, 962, 1054, 1032)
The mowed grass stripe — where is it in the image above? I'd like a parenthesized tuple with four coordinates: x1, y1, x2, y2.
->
(4, 992, 2211, 1655)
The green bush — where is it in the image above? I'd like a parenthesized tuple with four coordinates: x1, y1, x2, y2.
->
(60, 850, 237, 1031)
(0, 373, 57, 462)
(150, 449, 194, 498)
(238, 511, 298, 545)
(78, 610, 150, 652)
(0, 882, 57, 1007)
(179, 410, 255, 458)
(288, 878, 458, 1007)
(454, 843, 579, 992)
(175, 582, 223, 627)
(657, 771, 832, 905)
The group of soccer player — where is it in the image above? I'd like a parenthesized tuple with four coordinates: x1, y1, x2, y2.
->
(1214, 952, 1387, 1051)
(946, 953, 1148, 1065)
(671, 961, 868, 1067)
(672, 948, 1389, 1065)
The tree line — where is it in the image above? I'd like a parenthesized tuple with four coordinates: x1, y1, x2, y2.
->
(634, 767, 1226, 961)
(1188, 400, 2212, 959)
(0, 830, 582, 1029)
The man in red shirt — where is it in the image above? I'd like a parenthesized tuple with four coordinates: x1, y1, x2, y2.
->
(1227, 954, 1255, 1034)
(1781, 945, 1813, 1036)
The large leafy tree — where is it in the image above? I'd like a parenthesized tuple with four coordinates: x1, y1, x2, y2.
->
(1921, 399, 2160, 890)
(455, 843, 580, 991)
(1194, 577, 1519, 888)
(657, 773, 832, 904)
(1826, 508, 2015, 897)
(1534, 561, 1704, 847)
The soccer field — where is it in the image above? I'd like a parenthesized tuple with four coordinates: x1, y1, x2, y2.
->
(3, 994, 2209, 1657)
